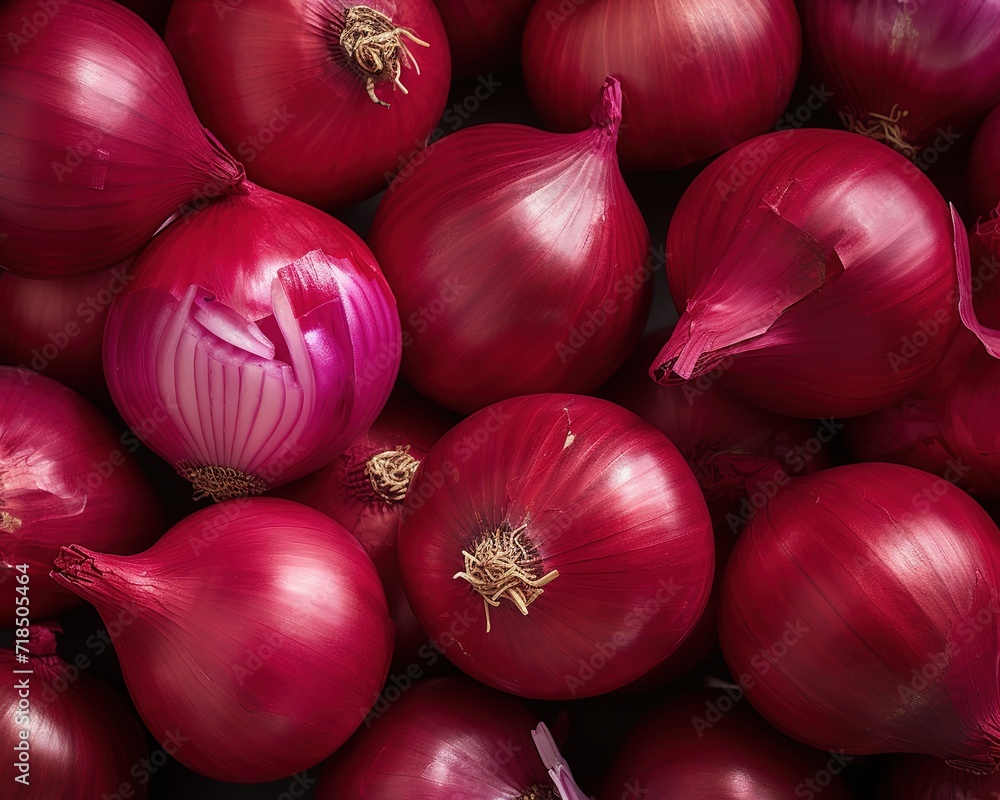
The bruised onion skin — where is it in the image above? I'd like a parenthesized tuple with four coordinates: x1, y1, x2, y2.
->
(398, 393, 714, 700)
(1, 625, 150, 798)
(103, 181, 401, 501)
(885, 753, 1000, 799)
(319, 677, 562, 800)
(719, 463, 1000, 770)
(654, 128, 961, 418)
(50, 498, 393, 783)
(0, 368, 164, 621)
(801, 0, 1000, 157)
(0, 0, 244, 278)
(600, 690, 853, 800)
(369, 78, 651, 415)
(166, 0, 451, 208)
(521, 0, 801, 170)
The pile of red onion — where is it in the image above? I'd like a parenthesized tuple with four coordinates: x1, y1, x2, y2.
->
(8, 0, 1000, 795)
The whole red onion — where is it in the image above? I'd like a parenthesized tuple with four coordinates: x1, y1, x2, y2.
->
(1, 624, 150, 798)
(319, 677, 588, 800)
(719, 463, 1000, 770)
(521, 0, 801, 170)
(369, 78, 651, 414)
(0, 367, 164, 621)
(166, 0, 450, 208)
(0, 261, 132, 402)
(397, 393, 714, 699)
(432, 0, 533, 77)
(801, 0, 1000, 158)
(969, 105, 1000, 221)
(273, 383, 457, 668)
(0, 0, 244, 278)
(600, 690, 852, 800)
(654, 128, 963, 418)
(103, 181, 401, 502)
(885, 753, 1000, 799)
(50, 497, 392, 783)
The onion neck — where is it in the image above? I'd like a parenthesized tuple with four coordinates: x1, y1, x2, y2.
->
(840, 105, 919, 160)
(178, 462, 269, 503)
(337, 4, 430, 107)
(453, 522, 559, 633)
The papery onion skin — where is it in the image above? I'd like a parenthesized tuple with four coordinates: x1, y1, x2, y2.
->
(521, 0, 801, 170)
(969, 106, 1000, 221)
(103, 181, 401, 501)
(600, 690, 852, 800)
(0, 624, 150, 798)
(397, 393, 714, 700)
(885, 753, 1000, 799)
(719, 463, 1000, 769)
(318, 676, 560, 799)
(273, 383, 457, 668)
(0, 367, 164, 621)
(166, 0, 450, 208)
(0, 0, 244, 278)
(653, 128, 961, 419)
(432, 0, 534, 77)
(801, 0, 1000, 157)
(369, 78, 651, 415)
(0, 261, 132, 403)
(50, 497, 392, 783)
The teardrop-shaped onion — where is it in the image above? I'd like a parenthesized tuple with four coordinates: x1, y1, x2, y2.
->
(103, 181, 401, 502)
(0, 0, 244, 278)
(653, 128, 962, 418)
(1, 624, 150, 798)
(719, 463, 1000, 770)
(369, 78, 651, 415)
(50, 497, 393, 783)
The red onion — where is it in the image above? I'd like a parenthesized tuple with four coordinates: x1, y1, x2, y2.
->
(719, 463, 1000, 770)
(521, 0, 801, 170)
(970, 106, 1000, 220)
(1, 623, 150, 797)
(397, 393, 714, 699)
(50, 497, 392, 783)
(0, 367, 164, 621)
(432, 0, 533, 77)
(0, 260, 132, 402)
(600, 690, 852, 800)
(886, 753, 1000, 799)
(319, 676, 588, 800)
(801, 0, 1000, 159)
(653, 128, 963, 418)
(103, 181, 401, 502)
(165, 0, 450, 208)
(369, 79, 651, 414)
(0, 0, 244, 279)
(273, 383, 457, 668)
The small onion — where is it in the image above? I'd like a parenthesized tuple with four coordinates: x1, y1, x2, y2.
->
(0, 0, 244, 278)
(397, 393, 714, 699)
(50, 497, 392, 783)
(0, 367, 164, 621)
(719, 463, 1000, 770)
(103, 181, 401, 502)
(521, 0, 802, 170)
(1, 624, 150, 798)
(166, 0, 451, 208)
